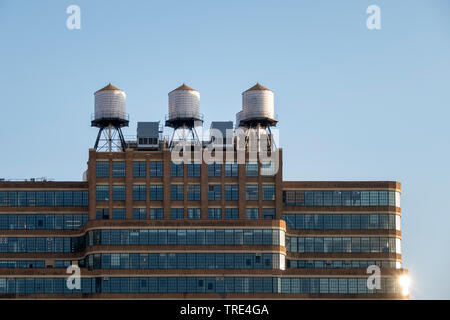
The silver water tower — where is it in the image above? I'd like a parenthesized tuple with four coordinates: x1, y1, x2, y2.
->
(91, 83, 129, 152)
(235, 83, 278, 151)
(165, 83, 203, 149)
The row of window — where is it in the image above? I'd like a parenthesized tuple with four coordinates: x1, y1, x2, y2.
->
(80, 253, 282, 270)
(283, 214, 401, 230)
(0, 277, 401, 294)
(0, 214, 88, 230)
(0, 260, 46, 269)
(286, 237, 401, 254)
(0, 189, 398, 208)
(95, 208, 275, 220)
(87, 229, 284, 247)
(0, 237, 77, 253)
(96, 161, 277, 178)
(96, 184, 276, 202)
(287, 260, 400, 269)
(0, 229, 284, 252)
(132, 161, 163, 177)
(283, 190, 401, 207)
(96, 161, 128, 178)
(0, 260, 71, 269)
(97, 161, 164, 178)
(0, 258, 399, 270)
(133, 185, 165, 201)
(0, 191, 88, 207)
(277, 277, 400, 294)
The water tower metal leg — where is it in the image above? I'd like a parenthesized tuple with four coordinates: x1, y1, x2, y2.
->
(94, 128, 104, 150)
(268, 126, 275, 150)
(117, 127, 126, 151)
(169, 129, 176, 149)
(192, 127, 201, 146)
(107, 125, 113, 152)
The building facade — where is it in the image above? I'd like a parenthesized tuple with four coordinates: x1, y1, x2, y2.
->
(0, 83, 407, 299)
(0, 146, 407, 299)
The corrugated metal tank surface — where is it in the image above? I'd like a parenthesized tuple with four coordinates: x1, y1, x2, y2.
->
(235, 110, 244, 127)
(242, 89, 274, 120)
(168, 89, 200, 120)
(94, 89, 126, 120)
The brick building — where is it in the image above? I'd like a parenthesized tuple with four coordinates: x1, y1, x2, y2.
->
(0, 83, 408, 299)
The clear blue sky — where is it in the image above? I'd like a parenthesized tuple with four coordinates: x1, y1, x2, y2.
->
(0, 0, 449, 299)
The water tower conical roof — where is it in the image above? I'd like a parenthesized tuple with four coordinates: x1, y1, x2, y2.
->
(170, 83, 196, 93)
(95, 83, 123, 94)
(243, 83, 272, 93)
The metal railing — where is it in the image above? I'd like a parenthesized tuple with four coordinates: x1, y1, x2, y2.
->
(165, 113, 204, 121)
(0, 177, 54, 182)
(91, 112, 129, 121)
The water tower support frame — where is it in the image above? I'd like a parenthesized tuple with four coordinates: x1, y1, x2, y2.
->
(94, 125, 127, 152)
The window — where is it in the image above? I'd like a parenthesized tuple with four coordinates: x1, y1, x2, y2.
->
(187, 185, 201, 201)
(133, 208, 147, 220)
(96, 186, 109, 201)
(208, 185, 221, 201)
(361, 192, 370, 206)
(305, 192, 314, 206)
(352, 192, 361, 206)
(112, 209, 126, 220)
(96, 161, 109, 178)
(187, 208, 201, 220)
(388, 191, 395, 206)
(170, 162, 183, 177)
(225, 208, 239, 220)
(246, 208, 258, 219)
(246, 185, 258, 201)
(150, 161, 163, 177)
(170, 208, 184, 220)
(187, 163, 201, 177)
(150, 185, 163, 201)
(133, 162, 146, 177)
(262, 185, 275, 201)
(225, 185, 238, 201)
(133, 185, 146, 201)
(262, 208, 275, 220)
(208, 208, 221, 220)
(150, 209, 163, 220)
(170, 185, 184, 201)
(208, 163, 222, 177)
(112, 161, 126, 177)
(225, 162, 238, 177)
(96, 209, 109, 220)
(246, 162, 258, 177)
(370, 191, 379, 206)
(112, 185, 126, 201)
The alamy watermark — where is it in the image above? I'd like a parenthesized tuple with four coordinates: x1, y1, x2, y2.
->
(170, 124, 280, 175)
(366, 265, 381, 290)
(366, 5, 381, 30)
(66, 5, 81, 30)
(66, 264, 81, 290)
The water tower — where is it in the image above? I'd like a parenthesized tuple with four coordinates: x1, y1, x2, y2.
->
(91, 83, 129, 152)
(165, 83, 203, 149)
(236, 83, 278, 151)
